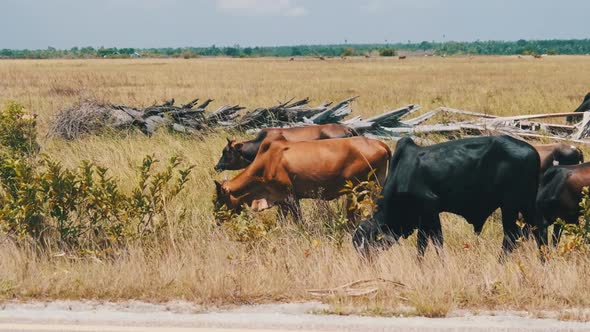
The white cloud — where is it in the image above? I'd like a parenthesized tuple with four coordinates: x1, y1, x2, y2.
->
(361, 0, 442, 13)
(361, 0, 384, 13)
(104, 0, 176, 10)
(216, 0, 307, 17)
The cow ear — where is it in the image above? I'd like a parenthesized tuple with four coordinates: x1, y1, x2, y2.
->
(226, 137, 232, 144)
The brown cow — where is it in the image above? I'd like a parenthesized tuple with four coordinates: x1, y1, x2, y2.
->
(214, 136, 391, 221)
(534, 143, 584, 174)
(537, 162, 590, 245)
(214, 124, 358, 171)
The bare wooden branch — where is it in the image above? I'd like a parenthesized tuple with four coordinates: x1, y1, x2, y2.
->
(487, 112, 583, 123)
(400, 110, 439, 126)
(181, 98, 200, 109)
(574, 111, 590, 140)
(438, 107, 499, 119)
(365, 104, 421, 127)
(513, 132, 590, 145)
(197, 99, 214, 109)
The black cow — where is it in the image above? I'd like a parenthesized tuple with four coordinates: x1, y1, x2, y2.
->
(352, 135, 545, 257)
(537, 163, 590, 245)
(566, 92, 590, 124)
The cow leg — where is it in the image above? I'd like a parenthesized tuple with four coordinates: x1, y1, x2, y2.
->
(416, 228, 429, 258)
(521, 199, 548, 250)
(276, 196, 302, 222)
(293, 198, 303, 221)
(285, 196, 302, 222)
(277, 203, 289, 221)
(552, 223, 562, 246)
(500, 207, 520, 254)
(429, 214, 444, 257)
(417, 212, 443, 258)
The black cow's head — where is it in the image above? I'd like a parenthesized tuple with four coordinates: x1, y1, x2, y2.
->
(352, 218, 398, 258)
(215, 138, 249, 172)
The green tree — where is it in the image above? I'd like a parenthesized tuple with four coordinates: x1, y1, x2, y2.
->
(341, 48, 355, 56)
(379, 48, 396, 56)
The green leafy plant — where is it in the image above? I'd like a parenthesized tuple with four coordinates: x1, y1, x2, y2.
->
(556, 186, 590, 255)
(0, 101, 194, 251)
(379, 48, 396, 57)
(340, 170, 383, 220)
(213, 201, 277, 244)
(0, 154, 193, 250)
(0, 101, 39, 156)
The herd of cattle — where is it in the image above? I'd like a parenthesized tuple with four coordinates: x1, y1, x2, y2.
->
(213, 123, 590, 257)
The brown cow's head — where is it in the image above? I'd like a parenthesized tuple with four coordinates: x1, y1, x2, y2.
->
(214, 180, 274, 218)
(214, 138, 250, 172)
(214, 180, 241, 213)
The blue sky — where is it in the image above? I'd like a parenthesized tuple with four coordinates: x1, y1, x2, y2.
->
(1, 0, 589, 49)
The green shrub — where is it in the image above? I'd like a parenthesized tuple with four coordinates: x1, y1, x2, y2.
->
(0, 102, 194, 252)
(341, 48, 355, 57)
(556, 187, 590, 255)
(0, 154, 193, 250)
(0, 101, 39, 156)
(339, 171, 383, 220)
(213, 200, 277, 244)
(379, 48, 396, 57)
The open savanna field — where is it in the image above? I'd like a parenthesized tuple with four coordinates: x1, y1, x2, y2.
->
(2, 55, 590, 319)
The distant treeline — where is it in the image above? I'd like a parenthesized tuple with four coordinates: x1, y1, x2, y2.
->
(2, 39, 590, 59)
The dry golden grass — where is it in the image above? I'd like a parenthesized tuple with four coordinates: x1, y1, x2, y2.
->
(2, 56, 590, 317)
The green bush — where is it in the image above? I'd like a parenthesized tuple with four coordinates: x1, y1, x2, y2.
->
(379, 48, 396, 57)
(556, 187, 590, 254)
(0, 154, 193, 250)
(0, 102, 39, 156)
(341, 48, 355, 57)
(0, 102, 194, 252)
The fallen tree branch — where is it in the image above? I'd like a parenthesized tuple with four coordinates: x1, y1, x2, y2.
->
(307, 278, 406, 298)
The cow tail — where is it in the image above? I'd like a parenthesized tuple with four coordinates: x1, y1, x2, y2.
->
(384, 144, 392, 182)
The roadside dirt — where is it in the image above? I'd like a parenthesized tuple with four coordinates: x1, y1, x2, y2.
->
(0, 301, 589, 331)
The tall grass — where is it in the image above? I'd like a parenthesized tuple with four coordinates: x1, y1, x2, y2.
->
(1, 56, 590, 316)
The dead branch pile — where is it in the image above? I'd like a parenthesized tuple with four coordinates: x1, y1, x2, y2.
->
(50, 95, 590, 145)
(51, 97, 362, 139)
(375, 106, 589, 144)
(51, 100, 137, 140)
(238, 97, 357, 129)
(51, 98, 245, 139)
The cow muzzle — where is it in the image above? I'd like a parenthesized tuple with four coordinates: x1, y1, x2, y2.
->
(251, 198, 273, 212)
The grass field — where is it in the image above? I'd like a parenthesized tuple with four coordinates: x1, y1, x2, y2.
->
(1, 56, 590, 318)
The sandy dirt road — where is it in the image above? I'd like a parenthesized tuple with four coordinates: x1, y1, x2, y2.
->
(0, 301, 589, 332)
